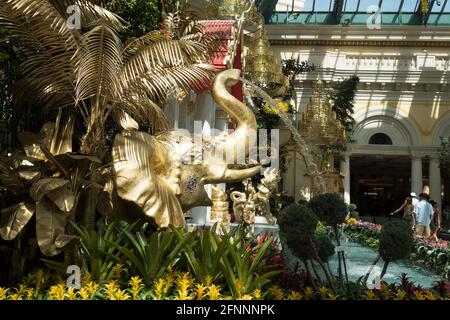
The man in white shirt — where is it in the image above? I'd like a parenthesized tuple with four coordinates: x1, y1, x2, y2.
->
(415, 193, 433, 237)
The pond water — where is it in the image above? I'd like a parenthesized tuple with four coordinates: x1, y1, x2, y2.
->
(327, 241, 443, 288)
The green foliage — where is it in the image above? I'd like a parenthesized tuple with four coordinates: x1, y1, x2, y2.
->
(308, 193, 347, 227)
(219, 232, 280, 297)
(281, 58, 315, 101)
(176, 225, 280, 297)
(110, 228, 193, 286)
(329, 75, 359, 134)
(176, 225, 230, 283)
(43, 221, 281, 294)
(43, 221, 137, 282)
(379, 221, 414, 262)
(278, 203, 318, 260)
(313, 234, 335, 263)
(103, 0, 163, 38)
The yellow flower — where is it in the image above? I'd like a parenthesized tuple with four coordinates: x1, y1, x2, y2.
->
(327, 294, 338, 300)
(153, 279, 165, 300)
(365, 290, 376, 300)
(287, 290, 302, 300)
(85, 281, 99, 296)
(207, 284, 221, 300)
(65, 288, 77, 300)
(394, 290, 407, 300)
(104, 280, 119, 299)
(175, 273, 193, 300)
(176, 273, 192, 292)
(345, 217, 358, 225)
(163, 274, 174, 296)
(112, 289, 130, 300)
(252, 289, 262, 300)
(129, 276, 144, 300)
(16, 284, 28, 296)
(0, 287, 9, 300)
(78, 288, 90, 300)
(303, 287, 314, 300)
(8, 293, 22, 300)
(176, 290, 193, 300)
(319, 286, 329, 299)
(412, 290, 425, 300)
(81, 273, 92, 285)
(423, 290, 437, 300)
(25, 288, 35, 300)
(238, 294, 253, 300)
(112, 264, 124, 280)
(204, 275, 213, 287)
(234, 279, 245, 298)
(268, 285, 284, 300)
(196, 284, 206, 300)
(48, 284, 66, 300)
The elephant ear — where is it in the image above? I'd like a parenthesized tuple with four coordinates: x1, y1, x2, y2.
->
(112, 130, 185, 228)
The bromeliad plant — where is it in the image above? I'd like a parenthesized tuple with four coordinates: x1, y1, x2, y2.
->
(42, 221, 281, 293)
(43, 221, 140, 283)
(110, 227, 194, 286)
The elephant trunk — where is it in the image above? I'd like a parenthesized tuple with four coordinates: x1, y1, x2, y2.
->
(211, 69, 257, 165)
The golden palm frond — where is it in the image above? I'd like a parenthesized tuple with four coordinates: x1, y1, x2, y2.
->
(74, 23, 122, 104)
(1, 1, 77, 108)
(2, 1, 217, 148)
(4, 0, 77, 39)
(49, 0, 124, 29)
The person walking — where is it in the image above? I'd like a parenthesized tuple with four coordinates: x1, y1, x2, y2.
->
(415, 193, 433, 237)
(390, 196, 415, 231)
(429, 200, 441, 240)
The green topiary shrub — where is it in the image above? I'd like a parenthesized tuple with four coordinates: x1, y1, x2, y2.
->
(379, 220, 414, 262)
(378, 220, 414, 278)
(313, 234, 335, 263)
(308, 193, 347, 227)
(278, 203, 318, 261)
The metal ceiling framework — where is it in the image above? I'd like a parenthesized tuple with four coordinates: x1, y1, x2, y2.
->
(264, 0, 450, 25)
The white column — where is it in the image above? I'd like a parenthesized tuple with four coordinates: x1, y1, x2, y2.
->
(429, 156, 442, 211)
(411, 155, 423, 195)
(340, 154, 351, 204)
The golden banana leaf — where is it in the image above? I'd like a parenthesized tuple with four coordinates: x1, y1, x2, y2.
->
(35, 197, 76, 256)
(0, 201, 35, 241)
(30, 178, 76, 256)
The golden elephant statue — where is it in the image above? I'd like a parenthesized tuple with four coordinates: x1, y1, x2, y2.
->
(108, 69, 261, 228)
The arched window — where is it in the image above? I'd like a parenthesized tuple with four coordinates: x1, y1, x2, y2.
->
(369, 133, 392, 145)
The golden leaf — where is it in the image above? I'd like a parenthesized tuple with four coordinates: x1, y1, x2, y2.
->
(35, 198, 76, 256)
(29, 178, 70, 202)
(0, 201, 35, 240)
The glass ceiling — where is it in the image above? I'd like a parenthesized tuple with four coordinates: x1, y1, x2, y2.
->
(260, 0, 450, 25)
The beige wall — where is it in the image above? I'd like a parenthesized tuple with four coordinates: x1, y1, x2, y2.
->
(265, 25, 450, 200)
